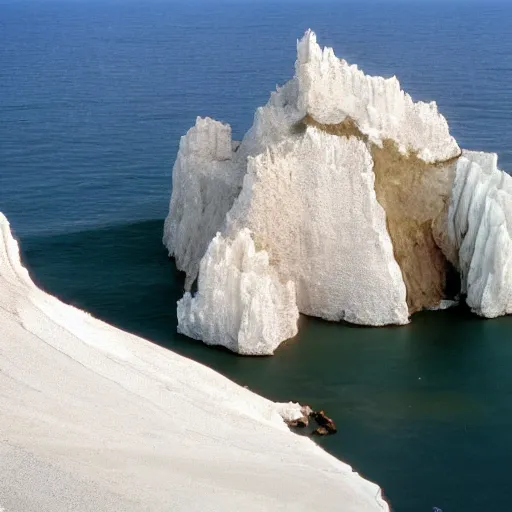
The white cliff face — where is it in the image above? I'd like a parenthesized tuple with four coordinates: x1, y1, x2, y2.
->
(226, 128, 408, 325)
(240, 78, 303, 159)
(296, 31, 460, 163)
(164, 30, 505, 355)
(163, 117, 244, 289)
(177, 229, 299, 355)
(447, 151, 512, 318)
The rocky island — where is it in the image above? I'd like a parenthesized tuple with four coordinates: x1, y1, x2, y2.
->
(165, 31, 512, 355)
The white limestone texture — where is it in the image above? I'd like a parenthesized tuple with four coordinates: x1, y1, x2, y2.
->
(163, 30, 425, 353)
(165, 30, 512, 355)
(296, 30, 460, 163)
(178, 228, 299, 355)
(0, 211, 389, 512)
(447, 151, 512, 318)
(163, 117, 244, 289)
(226, 127, 409, 325)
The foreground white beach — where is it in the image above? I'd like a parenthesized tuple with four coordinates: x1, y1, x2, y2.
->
(0, 212, 388, 511)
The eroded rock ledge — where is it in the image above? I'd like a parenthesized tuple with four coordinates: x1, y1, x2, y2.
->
(164, 30, 512, 355)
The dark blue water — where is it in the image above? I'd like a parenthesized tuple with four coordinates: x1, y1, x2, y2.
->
(2, 1, 512, 510)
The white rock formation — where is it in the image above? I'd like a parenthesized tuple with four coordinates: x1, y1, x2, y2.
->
(226, 127, 408, 325)
(239, 78, 303, 159)
(296, 30, 460, 163)
(178, 229, 299, 355)
(166, 30, 512, 356)
(0, 212, 389, 512)
(163, 117, 244, 289)
(446, 151, 512, 317)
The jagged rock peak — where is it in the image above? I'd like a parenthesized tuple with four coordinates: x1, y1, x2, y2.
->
(295, 30, 460, 163)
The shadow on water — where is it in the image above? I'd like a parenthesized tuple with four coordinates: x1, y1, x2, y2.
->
(20, 220, 512, 512)
(23, 219, 185, 346)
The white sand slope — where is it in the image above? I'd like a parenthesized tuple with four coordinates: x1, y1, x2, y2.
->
(0, 212, 388, 512)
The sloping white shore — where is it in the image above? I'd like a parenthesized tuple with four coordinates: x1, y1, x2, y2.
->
(0, 212, 388, 512)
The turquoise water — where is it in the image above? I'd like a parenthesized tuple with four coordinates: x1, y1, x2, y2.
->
(2, 1, 512, 510)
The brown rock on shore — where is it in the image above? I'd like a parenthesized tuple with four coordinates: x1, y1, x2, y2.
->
(312, 410, 337, 434)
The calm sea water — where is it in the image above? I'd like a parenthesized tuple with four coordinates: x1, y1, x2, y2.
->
(2, 1, 512, 510)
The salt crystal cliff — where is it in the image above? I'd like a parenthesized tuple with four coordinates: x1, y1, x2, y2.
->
(164, 30, 512, 355)
(225, 128, 408, 326)
(163, 117, 244, 290)
(295, 31, 460, 163)
(444, 151, 512, 317)
(177, 229, 299, 355)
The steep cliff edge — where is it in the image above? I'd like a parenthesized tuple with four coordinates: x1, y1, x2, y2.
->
(444, 151, 512, 317)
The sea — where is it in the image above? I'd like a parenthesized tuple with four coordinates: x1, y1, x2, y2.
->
(1, 1, 512, 510)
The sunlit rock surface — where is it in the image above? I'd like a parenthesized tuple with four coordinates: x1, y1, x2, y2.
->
(296, 30, 460, 163)
(177, 229, 299, 355)
(164, 29, 510, 354)
(226, 128, 408, 325)
(163, 117, 244, 289)
(445, 151, 512, 318)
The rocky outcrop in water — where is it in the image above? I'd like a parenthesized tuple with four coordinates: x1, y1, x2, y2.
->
(164, 30, 512, 355)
